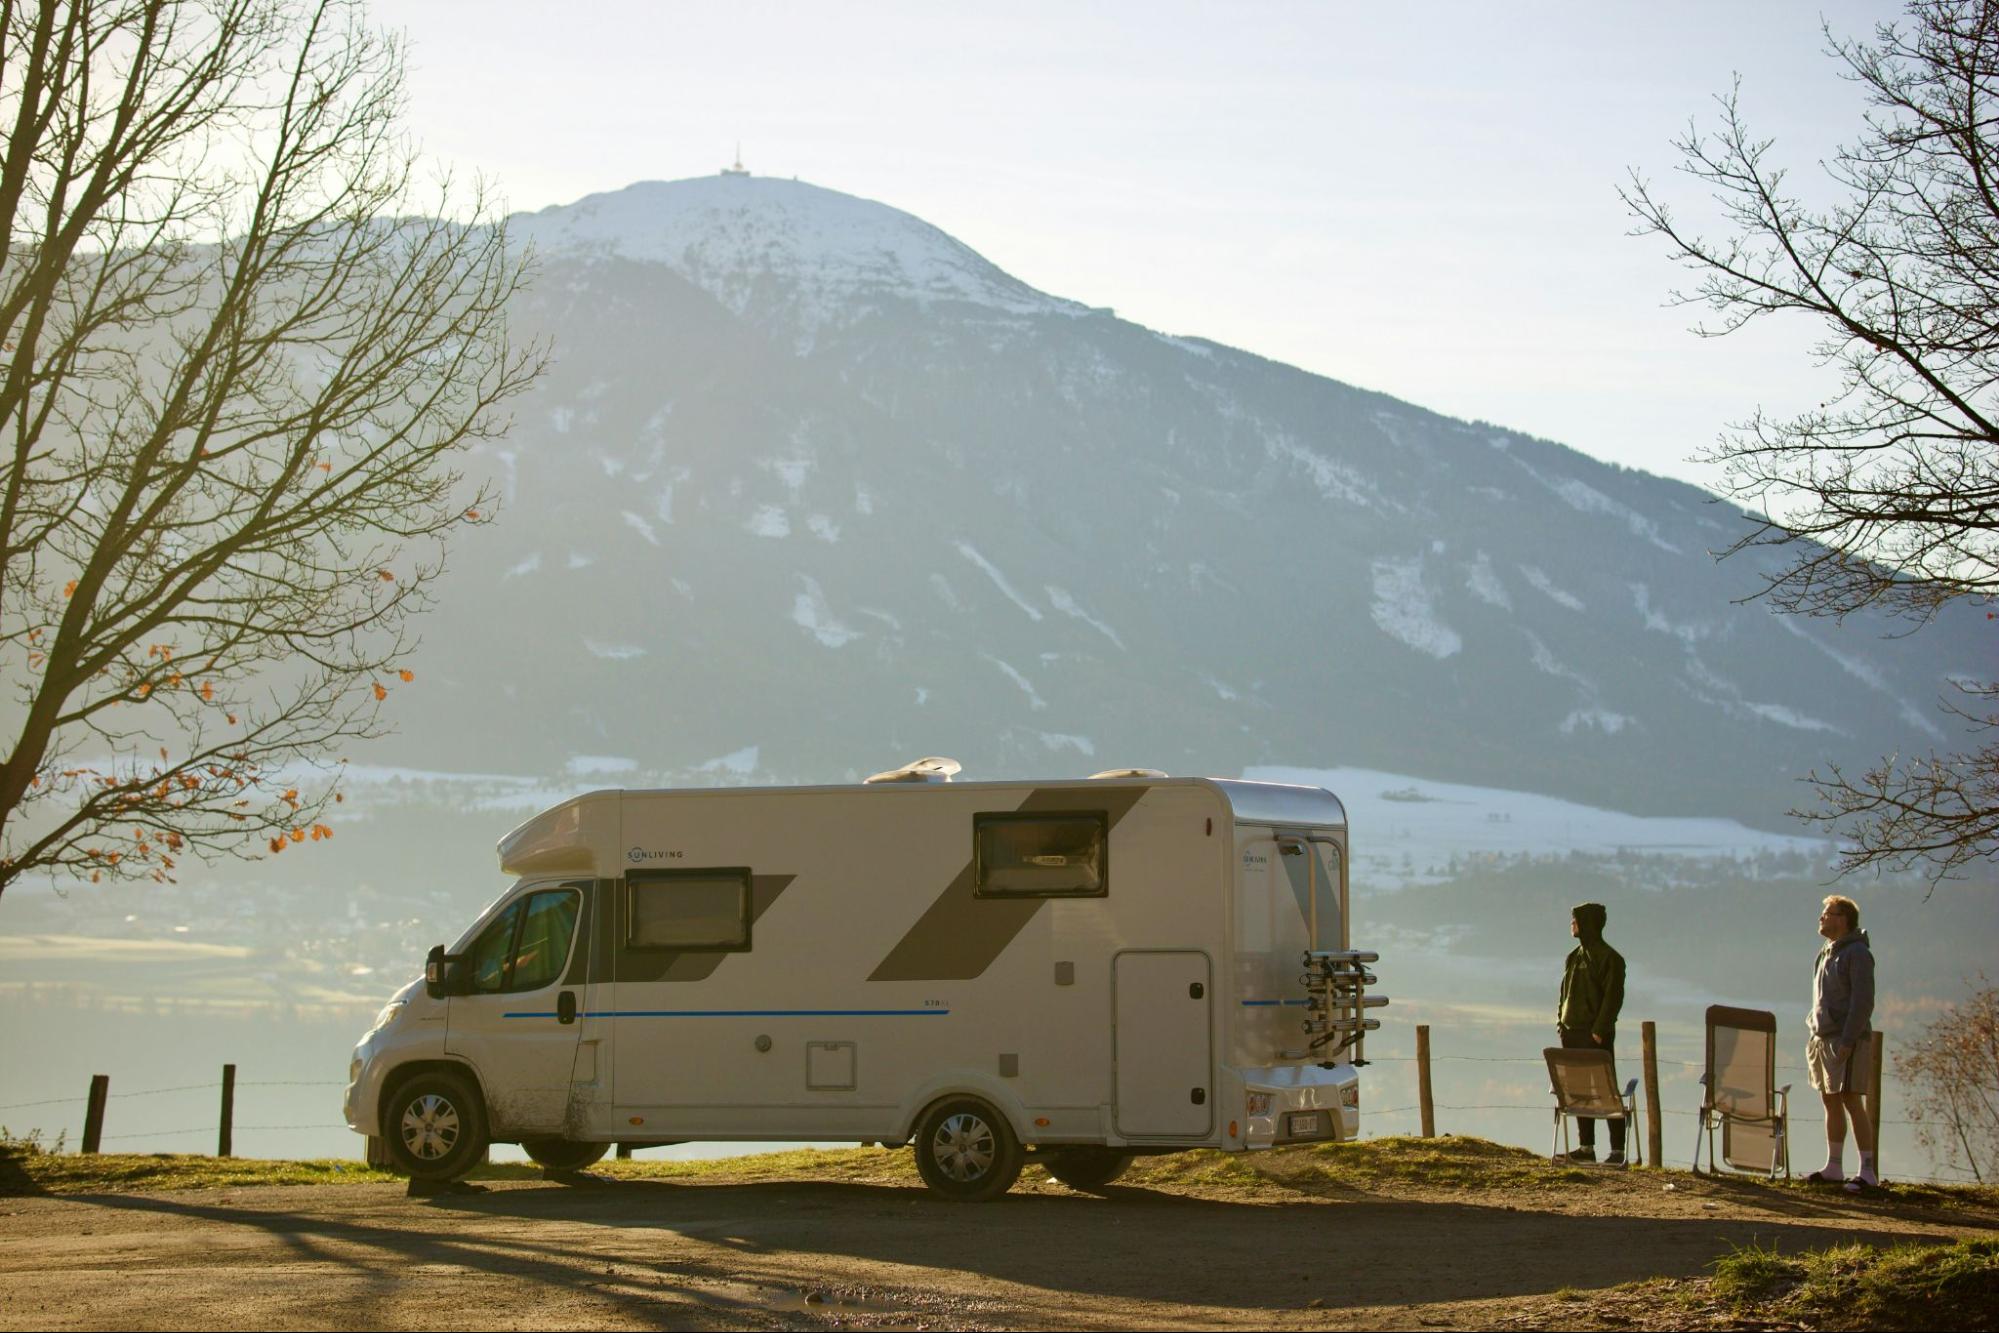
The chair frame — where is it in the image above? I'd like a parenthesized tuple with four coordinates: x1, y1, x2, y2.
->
(1543, 1046, 1642, 1166)
(1692, 1004, 1791, 1180)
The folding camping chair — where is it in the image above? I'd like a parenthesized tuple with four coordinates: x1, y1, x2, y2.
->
(1542, 1046, 1642, 1166)
(1693, 1004, 1791, 1179)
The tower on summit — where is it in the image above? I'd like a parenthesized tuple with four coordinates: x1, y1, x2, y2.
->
(721, 144, 749, 177)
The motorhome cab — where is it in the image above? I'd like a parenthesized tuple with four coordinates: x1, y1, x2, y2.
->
(344, 762, 1385, 1200)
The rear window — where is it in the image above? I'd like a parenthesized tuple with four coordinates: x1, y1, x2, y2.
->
(628, 868, 751, 949)
(974, 812, 1108, 897)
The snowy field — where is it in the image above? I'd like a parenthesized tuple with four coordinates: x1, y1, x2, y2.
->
(1243, 764, 1828, 887)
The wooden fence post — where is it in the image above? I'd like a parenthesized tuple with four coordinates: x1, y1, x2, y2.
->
(217, 1064, 236, 1158)
(1641, 1021, 1662, 1169)
(1865, 1030, 1886, 1178)
(1415, 1024, 1435, 1138)
(81, 1075, 109, 1154)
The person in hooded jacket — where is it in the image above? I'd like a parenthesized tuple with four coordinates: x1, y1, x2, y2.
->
(1557, 901, 1627, 1164)
(1807, 894, 1878, 1191)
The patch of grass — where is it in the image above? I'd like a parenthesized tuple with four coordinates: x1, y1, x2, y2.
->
(1120, 1150, 1265, 1191)
(0, 1144, 923, 1196)
(1285, 1134, 1611, 1192)
(604, 1146, 918, 1187)
(1, 1151, 404, 1194)
(1708, 1237, 1999, 1331)
(1710, 1239, 1802, 1304)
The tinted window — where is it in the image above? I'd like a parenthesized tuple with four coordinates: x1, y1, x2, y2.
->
(510, 889, 581, 991)
(975, 812, 1108, 897)
(465, 900, 523, 994)
(629, 869, 751, 949)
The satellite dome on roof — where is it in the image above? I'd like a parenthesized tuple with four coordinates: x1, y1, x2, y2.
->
(508, 176, 1075, 326)
(864, 756, 962, 785)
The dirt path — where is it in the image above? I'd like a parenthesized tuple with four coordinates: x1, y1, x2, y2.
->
(0, 1163, 1992, 1331)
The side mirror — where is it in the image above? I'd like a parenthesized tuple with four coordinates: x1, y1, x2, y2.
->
(424, 944, 452, 998)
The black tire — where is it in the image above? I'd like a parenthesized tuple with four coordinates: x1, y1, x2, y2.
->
(913, 1097, 1024, 1201)
(383, 1068, 489, 1182)
(1041, 1147, 1133, 1191)
(522, 1138, 610, 1172)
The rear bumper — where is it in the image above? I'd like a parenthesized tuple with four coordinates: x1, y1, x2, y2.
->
(1237, 1063, 1360, 1146)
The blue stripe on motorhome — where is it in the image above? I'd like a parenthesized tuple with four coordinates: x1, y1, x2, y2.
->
(502, 1007, 952, 1019)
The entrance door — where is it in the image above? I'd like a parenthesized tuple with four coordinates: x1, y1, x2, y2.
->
(445, 883, 588, 1137)
(1113, 950, 1214, 1137)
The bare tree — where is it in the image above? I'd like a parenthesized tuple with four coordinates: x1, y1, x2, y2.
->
(1623, 0, 1999, 883)
(0, 0, 542, 901)
(1897, 980, 1999, 1182)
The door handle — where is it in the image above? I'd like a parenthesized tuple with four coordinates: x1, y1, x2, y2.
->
(557, 990, 577, 1025)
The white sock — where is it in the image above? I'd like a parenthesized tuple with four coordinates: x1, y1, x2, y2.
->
(1857, 1151, 1877, 1184)
(1820, 1145, 1845, 1180)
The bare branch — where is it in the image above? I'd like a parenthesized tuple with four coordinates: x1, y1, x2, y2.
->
(1626, 0, 1999, 883)
(0, 0, 544, 899)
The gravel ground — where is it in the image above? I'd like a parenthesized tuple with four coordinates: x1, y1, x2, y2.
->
(0, 1157, 1992, 1330)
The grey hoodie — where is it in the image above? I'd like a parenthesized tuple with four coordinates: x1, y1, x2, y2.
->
(1810, 929, 1875, 1047)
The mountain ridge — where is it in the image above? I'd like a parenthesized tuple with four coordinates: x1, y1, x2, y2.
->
(361, 173, 1982, 830)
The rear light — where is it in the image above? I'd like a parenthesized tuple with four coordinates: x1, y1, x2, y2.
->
(1340, 1083, 1360, 1108)
(1246, 1092, 1274, 1117)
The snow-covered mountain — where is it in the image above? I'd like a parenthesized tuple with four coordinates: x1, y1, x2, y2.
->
(376, 173, 1983, 828)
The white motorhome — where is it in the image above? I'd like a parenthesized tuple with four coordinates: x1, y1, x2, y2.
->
(344, 764, 1384, 1199)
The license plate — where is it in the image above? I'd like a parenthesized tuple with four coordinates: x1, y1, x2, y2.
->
(1287, 1112, 1321, 1137)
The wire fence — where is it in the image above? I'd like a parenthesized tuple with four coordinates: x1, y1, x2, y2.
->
(0, 1071, 339, 1119)
(3, 1045, 1983, 1185)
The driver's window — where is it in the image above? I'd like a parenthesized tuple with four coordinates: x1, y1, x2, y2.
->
(462, 888, 581, 994)
(510, 890, 580, 991)
(466, 901, 524, 994)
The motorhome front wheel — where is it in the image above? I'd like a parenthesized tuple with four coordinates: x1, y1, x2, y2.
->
(384, 1069, 489, 1181)
(914, 1097, 1024, 1201)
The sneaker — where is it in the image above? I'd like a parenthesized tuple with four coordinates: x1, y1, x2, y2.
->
(1603, 1151, 1627, 1168)
(1567, 1147, 1596, 1163)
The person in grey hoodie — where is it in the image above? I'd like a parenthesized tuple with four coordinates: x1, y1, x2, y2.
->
(1807, 894, 1877, 1191)
(1558, 902, 1627, 1165)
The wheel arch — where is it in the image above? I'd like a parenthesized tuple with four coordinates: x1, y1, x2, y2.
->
(895, 1072, 1032, 1146)
(376, 1057, 488, 1137)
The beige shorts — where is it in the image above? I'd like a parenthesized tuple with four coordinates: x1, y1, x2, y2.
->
(1807, 1033, 1872, 1096)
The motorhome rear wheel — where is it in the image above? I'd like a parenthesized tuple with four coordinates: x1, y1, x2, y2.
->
(385, 1069, 489, 1181)
(1040, 1147, 1133, 1190)
(521, 1138, 610, 1173)
(913, 1097, 1024, 1201)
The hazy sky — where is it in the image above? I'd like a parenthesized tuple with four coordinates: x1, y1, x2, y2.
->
(386, 1, 1902, 491)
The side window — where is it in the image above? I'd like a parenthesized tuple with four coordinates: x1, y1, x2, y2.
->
(462, 889, 580, 994)
(974, 812, 1108, 898)
(628, 868, 751, 950)
(1315, 845, 1344, 953)
(465, 900, 524, 994)
(510, 889, 581, 991)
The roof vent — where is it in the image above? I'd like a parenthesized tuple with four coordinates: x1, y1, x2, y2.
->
(865, 756, 962, 785)
(1088, 767, 1168, 780)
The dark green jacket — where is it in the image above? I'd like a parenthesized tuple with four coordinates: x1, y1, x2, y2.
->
(1558, 936, 1626, 1040)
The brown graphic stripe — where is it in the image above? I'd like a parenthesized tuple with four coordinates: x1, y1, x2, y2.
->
(868, 785, 1150, 982)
